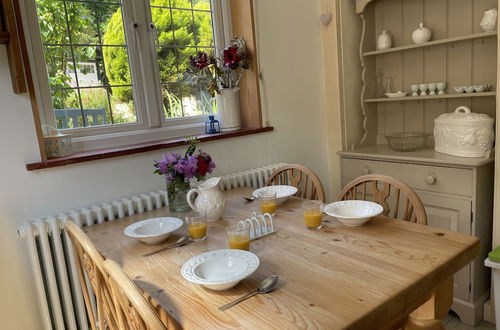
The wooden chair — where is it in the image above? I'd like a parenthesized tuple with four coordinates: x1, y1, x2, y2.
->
(338, 174, 427, 225)
(103, 259, 167, 330)
(266, 164, 326, 202)
(64, 221, 117, 330)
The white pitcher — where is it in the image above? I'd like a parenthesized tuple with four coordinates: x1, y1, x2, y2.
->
(480, 8, 498, 32)
(187, 177, 226, 221)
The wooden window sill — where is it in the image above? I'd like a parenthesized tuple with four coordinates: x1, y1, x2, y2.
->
(26, 127, 274, 171)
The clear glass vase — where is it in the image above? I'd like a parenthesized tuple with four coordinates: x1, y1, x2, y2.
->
(166, 178, 191, 212)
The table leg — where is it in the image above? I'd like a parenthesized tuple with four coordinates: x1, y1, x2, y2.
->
(404, 276, 453, 330)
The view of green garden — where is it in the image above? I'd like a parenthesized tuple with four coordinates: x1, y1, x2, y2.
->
(36, 0, 215, 129)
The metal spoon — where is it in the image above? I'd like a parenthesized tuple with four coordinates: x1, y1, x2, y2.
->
(243, 196, 256, 202)
(142, 235, 190, 257)
(218, 274, 279, 312)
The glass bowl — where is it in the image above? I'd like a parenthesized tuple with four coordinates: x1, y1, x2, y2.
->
(384, 132, 428, 152)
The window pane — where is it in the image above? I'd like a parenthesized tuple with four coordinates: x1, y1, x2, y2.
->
(169, 0, 192, 9)
(100, 5, 126, 46)
(102, 46, 132, 86)
(110, 86, 137, 124)
(162, 83, 185, 118)
(72, 46, 101, 87)
(150, 0, 216, 119)
(35, 0, 137, 129)
(193, 11, 213, 47)
(152, 7, 173, 45)
(36, 0, 69, 45)
(157, 47, 178, 82)
(43, 46, 74, 89)
(162, 82, 214, 118)
(177, 47, 196, 73)
(66, 1, 99, 45)
(170, 9, 195, 46)
(80, 88, 110, 127)
(52, 89, 81, 129)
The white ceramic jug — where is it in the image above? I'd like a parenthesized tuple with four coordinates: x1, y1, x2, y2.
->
(187, 177, 226, 221)
(412, 23, 432, 44)
(480, 8, 498, 32)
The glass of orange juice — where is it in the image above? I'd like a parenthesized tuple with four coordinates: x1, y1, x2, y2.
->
(186, 213, 207, 241)
(258, 190, 277, 215)
(303, 201, 323, 230)
(226, 222, 251, 251)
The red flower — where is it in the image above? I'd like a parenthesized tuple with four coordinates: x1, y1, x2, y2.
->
(223, 46, 241, 70)
(189, 52, 210, 70)
(197, 155, 209, 177)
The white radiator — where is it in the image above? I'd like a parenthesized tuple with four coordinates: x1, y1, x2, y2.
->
(18, 163, 287, 330)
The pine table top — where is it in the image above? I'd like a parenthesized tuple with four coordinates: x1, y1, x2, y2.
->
(84, 187, 479, 329)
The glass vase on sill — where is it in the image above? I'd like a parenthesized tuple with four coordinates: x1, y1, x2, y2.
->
(167, 178, 191, 212)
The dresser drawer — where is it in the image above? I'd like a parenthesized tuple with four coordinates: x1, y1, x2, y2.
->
(341, 158, 473, 197)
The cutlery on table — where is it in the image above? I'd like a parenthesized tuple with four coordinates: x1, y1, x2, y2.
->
(218, 274, 279, 312)
(142, 235, 191, 257)
(243, 196, 256, 202)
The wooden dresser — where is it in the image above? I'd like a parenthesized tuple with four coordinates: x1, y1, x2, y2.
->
(339, 145, 494, 325)
(333, 0, 498, 324)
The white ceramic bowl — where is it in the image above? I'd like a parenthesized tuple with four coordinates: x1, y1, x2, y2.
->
(252, 185, 298, 205)
(324, 200, 384, 227)
(385, 91, 407, 98)
(181, 249, 260, 291)
(124, 217, 183, 244)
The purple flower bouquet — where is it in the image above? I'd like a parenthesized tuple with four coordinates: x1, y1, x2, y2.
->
(154, 138, 215, 212)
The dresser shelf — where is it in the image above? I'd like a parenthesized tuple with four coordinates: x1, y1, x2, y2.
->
(365, 91, 496, 103)
(364, 30, 497, 57)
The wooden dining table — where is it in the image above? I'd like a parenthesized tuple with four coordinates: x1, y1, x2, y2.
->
(84, 187, 479, 329)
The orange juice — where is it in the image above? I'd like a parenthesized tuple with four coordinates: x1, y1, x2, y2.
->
(228, 234, 250, 250)
(303, 209, 323, 229)
(187, 223, 207, 240)
(260, 201, 277, 214)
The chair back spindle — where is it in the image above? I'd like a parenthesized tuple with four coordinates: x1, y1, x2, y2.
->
(266, 164, 326, 202)
(65, 221, 119, 330)
(103, 259, 167, 330)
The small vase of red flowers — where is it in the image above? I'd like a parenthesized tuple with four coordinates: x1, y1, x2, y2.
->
(185, 37, 250, 132)
(154, 137, 215, 212)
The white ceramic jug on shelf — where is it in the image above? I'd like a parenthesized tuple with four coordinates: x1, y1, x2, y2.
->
(480, 8, 498, 32)
(412, 23, 432, 44)
(187, 177, 226, 221)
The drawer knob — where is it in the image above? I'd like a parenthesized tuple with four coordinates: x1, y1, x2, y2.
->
(426, 174, 437, 185)
(363, 167, 371, 175)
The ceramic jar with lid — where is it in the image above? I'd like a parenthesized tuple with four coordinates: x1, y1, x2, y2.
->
(376, 30, 392, 50)
(412, 23, 432, 44)
(42, 125, 73, 158)
(433, 106, 494, 158)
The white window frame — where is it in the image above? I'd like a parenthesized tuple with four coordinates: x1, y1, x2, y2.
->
(20, 0, 232, 152)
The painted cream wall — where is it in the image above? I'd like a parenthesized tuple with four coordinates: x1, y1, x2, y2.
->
(0, 0, 342, 328)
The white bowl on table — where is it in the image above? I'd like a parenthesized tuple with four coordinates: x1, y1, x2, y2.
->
(124, 217, 183, 244)
(181, 249, 260, 291)
(252, 185, 298, 205)
(323, 201, 384, 227)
